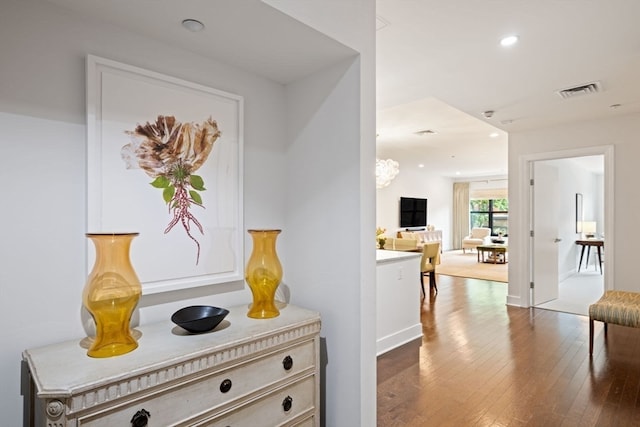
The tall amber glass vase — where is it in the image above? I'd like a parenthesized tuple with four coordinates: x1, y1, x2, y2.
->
(83, 233, 142, 358)
(245, 229, 282, 319)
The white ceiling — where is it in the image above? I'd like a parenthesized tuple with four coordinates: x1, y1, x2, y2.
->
(376, 97, 509, 178)
(42, 0, 355, 84)
(376, 0, 640, 178)
(40, 0, 638, 178)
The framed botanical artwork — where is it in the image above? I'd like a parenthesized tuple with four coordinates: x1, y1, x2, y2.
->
(86, 55, 244, 294)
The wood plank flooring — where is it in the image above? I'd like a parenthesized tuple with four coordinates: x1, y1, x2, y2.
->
(377, 275, 640, 426)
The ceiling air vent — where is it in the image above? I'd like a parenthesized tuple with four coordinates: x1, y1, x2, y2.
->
(557, 81, 601, 99)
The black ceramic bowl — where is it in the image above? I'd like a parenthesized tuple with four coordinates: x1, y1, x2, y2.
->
(171, 305, 229, 333)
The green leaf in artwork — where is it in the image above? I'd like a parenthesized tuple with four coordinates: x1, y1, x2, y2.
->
(163, 185, 175, 203)
(151, 176, 171, 188)
(190, 190, 203, 205)
(190, 175, 206, 191)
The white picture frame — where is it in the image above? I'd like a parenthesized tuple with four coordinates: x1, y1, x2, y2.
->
(86, 55, 244, 294)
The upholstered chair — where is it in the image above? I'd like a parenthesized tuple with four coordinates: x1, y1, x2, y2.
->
(420, 242, 441, 295)
(462, 227, 491, 253)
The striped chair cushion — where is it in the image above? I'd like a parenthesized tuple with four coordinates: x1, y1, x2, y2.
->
(589, 291, 640, 327)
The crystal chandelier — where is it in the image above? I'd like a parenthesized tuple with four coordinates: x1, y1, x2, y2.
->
(376, 158, 400, 188)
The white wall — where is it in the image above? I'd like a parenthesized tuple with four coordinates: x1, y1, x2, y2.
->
(269, 2, 377, 425)
(266, 0, 376, 426)
(508, 113, 640, 306)
(283, 58, 367, 426)
(0, 1, 375, 425)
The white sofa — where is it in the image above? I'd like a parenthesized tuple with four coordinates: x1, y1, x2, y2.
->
(388, 232, 422, 251)
(462, 227, 491, 253)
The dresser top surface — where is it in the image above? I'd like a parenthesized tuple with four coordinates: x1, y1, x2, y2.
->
(23, 303, 320, 396)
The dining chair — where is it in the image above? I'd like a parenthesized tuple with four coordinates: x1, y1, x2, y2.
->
(420, 242, 441, 296)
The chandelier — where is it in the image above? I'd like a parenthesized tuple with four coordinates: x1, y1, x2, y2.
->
(376, 158, 399, 188)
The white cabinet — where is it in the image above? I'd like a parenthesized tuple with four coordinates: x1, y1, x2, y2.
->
(22, 304, 321, 426)
(375, 250, 422, 355)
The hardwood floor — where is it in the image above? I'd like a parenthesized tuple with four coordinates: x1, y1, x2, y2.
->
(377, 275, 640, 426)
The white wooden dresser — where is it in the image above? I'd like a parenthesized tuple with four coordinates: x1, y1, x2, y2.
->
(22, 304, 321, 426)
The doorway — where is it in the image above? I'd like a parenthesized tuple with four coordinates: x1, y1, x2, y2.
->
(529, 152, 610, 315)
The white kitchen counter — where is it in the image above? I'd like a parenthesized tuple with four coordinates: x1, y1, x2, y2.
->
(375, 249, 422, 355)
(376, 249, 421, 263)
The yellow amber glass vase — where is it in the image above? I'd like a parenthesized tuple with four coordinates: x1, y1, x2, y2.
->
(83, 233, 142, 358)
(245, 229, 282, 319)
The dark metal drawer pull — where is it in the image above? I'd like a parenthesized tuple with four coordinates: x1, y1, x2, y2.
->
(220, 378, 232, 393)
(282, 395, 293, 412)
(282, 355, 293, 370)
(131, 409, 150, 427)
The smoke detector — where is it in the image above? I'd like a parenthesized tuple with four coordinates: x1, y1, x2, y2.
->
(557, 81, 601, 99)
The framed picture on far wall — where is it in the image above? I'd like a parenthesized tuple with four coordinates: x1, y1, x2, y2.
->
(576, 193, 583, 233)
(86, 55, 244, 295)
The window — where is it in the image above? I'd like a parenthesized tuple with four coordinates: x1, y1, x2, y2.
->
(470, 198, 508, 236)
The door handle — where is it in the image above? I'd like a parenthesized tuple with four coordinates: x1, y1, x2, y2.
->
(554, 238, 562, 243)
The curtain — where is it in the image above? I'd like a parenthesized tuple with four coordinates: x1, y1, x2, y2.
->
(453, 182, 470, 249)
(469, 179, 508, 199)
(470, 187, 508, 199)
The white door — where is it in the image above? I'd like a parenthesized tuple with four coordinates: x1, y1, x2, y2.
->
(532, 162, 560, 305)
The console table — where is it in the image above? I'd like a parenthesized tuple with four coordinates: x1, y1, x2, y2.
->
(22, 304, 321, 426)
(576, 239, 604, 274)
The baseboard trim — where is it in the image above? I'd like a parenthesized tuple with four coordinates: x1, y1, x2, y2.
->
(376, 324, 423, 356)
(506, 295, 522, 307)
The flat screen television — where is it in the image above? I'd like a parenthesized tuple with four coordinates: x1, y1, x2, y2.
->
(399, 197, 427, 228)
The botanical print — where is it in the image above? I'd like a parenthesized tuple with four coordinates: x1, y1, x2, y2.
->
(87, 55, 243, 294)
(121, 115, 221, 264)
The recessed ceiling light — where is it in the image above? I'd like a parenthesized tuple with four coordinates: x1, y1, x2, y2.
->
(500, 35, 519, 47)
(489, 132, 499, 138)
(415, 129, 437, 136)
(456, 171, 461, 175)
(418, 164, 425, 168)
(182, 19, 205, 32)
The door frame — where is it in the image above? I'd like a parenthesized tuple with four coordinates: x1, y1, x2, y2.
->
(517, 145, 614, 308)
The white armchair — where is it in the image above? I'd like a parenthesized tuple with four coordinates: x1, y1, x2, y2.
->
(462, 227, 491, 253)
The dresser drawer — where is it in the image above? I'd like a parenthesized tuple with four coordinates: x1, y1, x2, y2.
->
(197, 375, 316, 427)
(77, 340, 316, 426)
(292, 415, 315, 427)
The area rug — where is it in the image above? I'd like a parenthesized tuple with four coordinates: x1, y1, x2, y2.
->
(437, 250, 508, 282)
